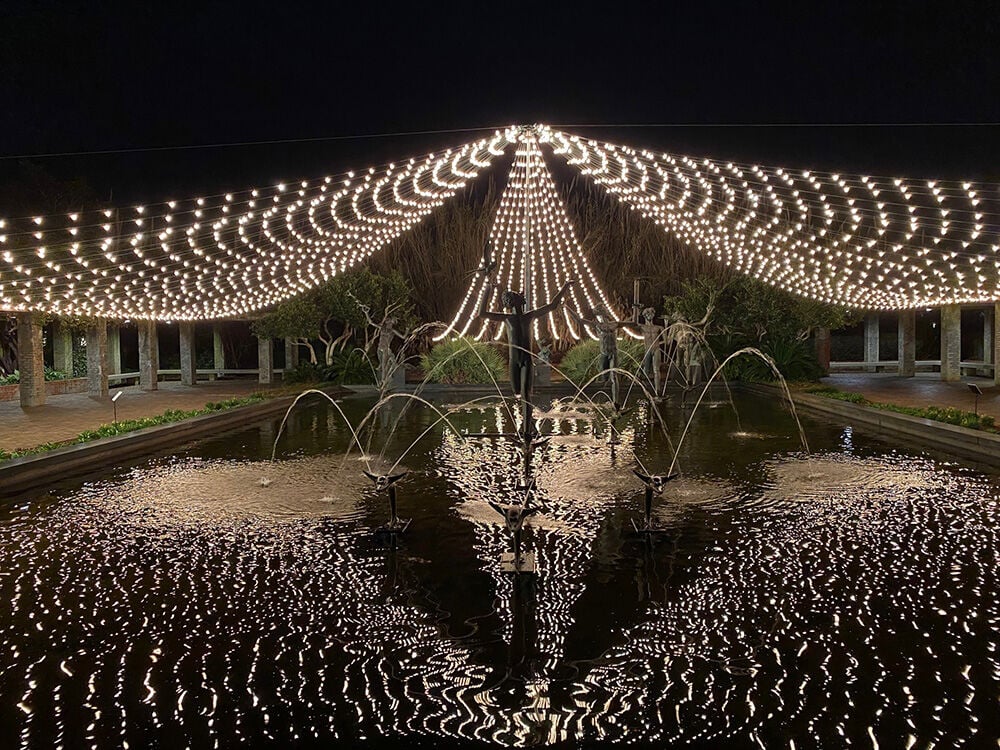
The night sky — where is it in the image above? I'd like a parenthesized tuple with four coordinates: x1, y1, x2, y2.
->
(1, 0, 999, 208)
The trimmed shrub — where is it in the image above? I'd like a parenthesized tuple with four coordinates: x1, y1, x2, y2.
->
(420, 337, 505, 384)
(558, 338, 647, 386)
(0, 368, 71, 385)
(724, 337, 824, 383)
(325, 349, 376, 385)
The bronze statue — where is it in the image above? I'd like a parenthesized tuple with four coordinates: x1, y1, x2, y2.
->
(567, 304, 631, 405)
(478, 279, 573, 401)
(637, 306, 665, 395)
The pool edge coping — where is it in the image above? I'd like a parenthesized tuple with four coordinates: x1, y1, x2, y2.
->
(743, 383, 1000, 469)
(0, 384, 350, 498)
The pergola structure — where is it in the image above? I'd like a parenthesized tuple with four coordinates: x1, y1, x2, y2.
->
(3, 124, 1000, 406)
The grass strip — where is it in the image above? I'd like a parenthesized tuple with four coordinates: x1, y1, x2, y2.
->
(801, 384, 996, 431)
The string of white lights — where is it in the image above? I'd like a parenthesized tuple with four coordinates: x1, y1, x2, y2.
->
(0, 130, 516, 320)
(5, 123, 1000, 321)
(436, 129, 617, 341)
(542, 127, 1000, 309)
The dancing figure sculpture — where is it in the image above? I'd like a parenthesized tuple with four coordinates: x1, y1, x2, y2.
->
(636, 306, 666, 397)
(478, 278, 573, 404)
(665, 303, 714, 389)
(355, 299, 408, 393)
(567, 304, 631, 407)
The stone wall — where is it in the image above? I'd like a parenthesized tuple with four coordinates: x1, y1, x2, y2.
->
(0, 377, 90, 403)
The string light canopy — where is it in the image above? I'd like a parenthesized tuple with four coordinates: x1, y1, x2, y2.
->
(437, 128, 617, 342)
(0, 131, 514, 320)
(541, 127, 1000, 309)
(3, 124, 1000, 322)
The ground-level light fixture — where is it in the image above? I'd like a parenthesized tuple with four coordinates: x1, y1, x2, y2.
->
(967, 383, 983, 415)
(111, 389, 123, 423)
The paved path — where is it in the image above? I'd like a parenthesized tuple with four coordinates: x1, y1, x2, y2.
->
(822, 373, 1000, 420)
(0, 380, 275, 452)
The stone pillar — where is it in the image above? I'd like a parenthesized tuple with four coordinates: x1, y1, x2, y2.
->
(213, 324, 225, 377)
(179, 322, 197, 386)
(984, 309, 993, 366)
(284, 338, 300, 375)
(814, 327, 831, 374)
(16, 313, 45, 408)
(52, 321, 74, 376)
(864, 313, 879, 372)
(898, 310, 916, 378)
(994, 303, 1000, 386)
(107, 325, 122, 375)
(138, 320, 159, 391)
(85, 322, 109, 400)
(940, 305, 962, 382)
(258, 336, 274, 385)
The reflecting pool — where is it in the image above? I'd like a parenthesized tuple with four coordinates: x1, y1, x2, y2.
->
(1, 391, 998, 747)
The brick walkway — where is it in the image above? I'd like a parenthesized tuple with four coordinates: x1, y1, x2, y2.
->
(0, 380, 275, 452)
(822, 373, 1000, 420)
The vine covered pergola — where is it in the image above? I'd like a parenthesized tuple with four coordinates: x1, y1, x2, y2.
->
(1, 124, 999, 332)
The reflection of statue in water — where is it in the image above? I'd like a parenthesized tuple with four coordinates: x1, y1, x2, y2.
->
(477, 280, 573, 402)
(636, 306, 665, 396)
(568, 304, 631, 405)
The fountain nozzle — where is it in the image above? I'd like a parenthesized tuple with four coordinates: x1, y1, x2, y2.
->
(363, 470, 411, 534)
(632, 468, 679, 533)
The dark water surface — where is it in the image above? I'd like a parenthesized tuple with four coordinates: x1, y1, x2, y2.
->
(1, 391, 998, 748)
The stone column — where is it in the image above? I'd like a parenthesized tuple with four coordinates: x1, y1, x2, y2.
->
(994, 303, 1000, 386)
(897, 310, 916, 378)
(213, 324, 225, 378)
(138, 320, 159, 391)
(940, 305, 962, 382)
(284, 338, 300, 375)
(814, 327, 831, 374)
(107, 325, 122, 375)
(984, 308, 993, 367)
(179, 322, 197, 386)
(16, 312, 45, 407)
(85, 322, 109, 400)
(52, 321, 74, 376)
(864, 313, 879, 372)
(258, 336, 274, 385)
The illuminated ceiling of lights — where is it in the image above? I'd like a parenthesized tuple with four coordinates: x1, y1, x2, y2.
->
(2, 124, 998, 322)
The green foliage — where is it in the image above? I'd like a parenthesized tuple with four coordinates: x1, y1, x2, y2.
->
(558, 338, 647, 386)
(723, 339, 825, 383)
(420, 338, 505, 384)
(252, 268, 414, 343)
(663, 276, 860, 382)
(326, 349, 376, 385)
(282, 352, 376, 385)
(802, 385, 867, 403)
(0, 368, 72, 385)
(803, 385, 996, 430)
(72, 346, 88, 378)
(0, 394, 270, 462)
(283, 361, 327, 384)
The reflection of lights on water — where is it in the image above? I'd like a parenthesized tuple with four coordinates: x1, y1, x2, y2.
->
(0, 399, 998, 747)
(841, 425, 854, 451)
